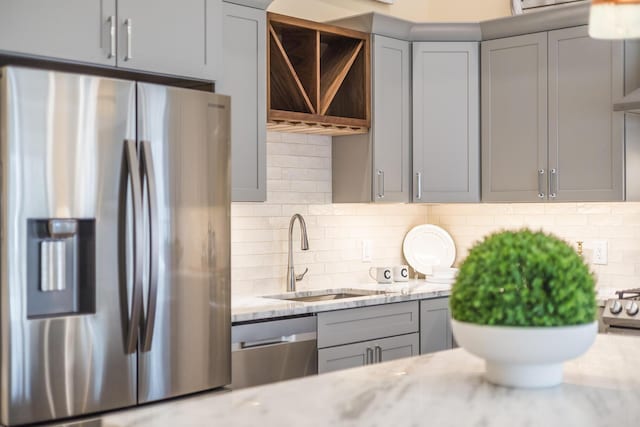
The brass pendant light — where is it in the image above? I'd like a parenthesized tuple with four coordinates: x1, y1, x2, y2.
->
(589, 0, 640, 39)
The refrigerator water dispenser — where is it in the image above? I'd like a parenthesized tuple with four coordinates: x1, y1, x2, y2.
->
(27, 219, 96, 318)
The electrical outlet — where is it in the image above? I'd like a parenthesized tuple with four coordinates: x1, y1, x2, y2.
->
(361, 239, 372, 262)
(592, 240, 608, 265)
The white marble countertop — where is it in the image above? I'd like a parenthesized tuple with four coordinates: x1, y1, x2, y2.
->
(69, 333, 640, 427)
(232, 282, 617, 323)
(231, 280, 452, 323)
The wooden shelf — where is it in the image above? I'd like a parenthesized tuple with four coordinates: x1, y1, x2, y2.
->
(319, 36, 363, 115)
(268, 25, 314, 113)
(267, 13, 370, 136)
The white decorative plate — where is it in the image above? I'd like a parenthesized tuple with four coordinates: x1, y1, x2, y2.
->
(403, 225, 456, 275)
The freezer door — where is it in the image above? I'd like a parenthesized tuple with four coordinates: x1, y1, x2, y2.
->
(136, 83, 231, 403)
(0, 67, 138, 425)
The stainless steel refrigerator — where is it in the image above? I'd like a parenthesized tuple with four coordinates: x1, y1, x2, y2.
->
(0, 66, 231, 426)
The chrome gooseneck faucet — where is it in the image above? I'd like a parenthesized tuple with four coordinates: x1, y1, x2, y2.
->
(287, 213, 309, 292)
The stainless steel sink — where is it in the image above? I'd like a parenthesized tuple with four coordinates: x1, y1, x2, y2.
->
(263, 288, 387, 303)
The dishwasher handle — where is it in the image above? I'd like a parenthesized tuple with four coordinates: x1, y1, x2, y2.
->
(235, 332, 317, 350)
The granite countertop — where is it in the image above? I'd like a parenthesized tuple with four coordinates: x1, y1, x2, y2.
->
(232, 282, 617, 323)
(231, 279, 452, 323)
(69, 333, 640, 427)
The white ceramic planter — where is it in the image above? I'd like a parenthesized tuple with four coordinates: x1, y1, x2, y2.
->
(451, 319, 598, 388)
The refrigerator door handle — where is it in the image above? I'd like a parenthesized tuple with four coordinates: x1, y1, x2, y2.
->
(119, 139, 144, 354)
(140, 140, 159, 352)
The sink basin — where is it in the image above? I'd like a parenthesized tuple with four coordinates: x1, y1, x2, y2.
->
(263, 288, 387, 303)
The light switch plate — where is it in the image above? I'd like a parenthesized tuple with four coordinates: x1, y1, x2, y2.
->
(592, 240, 608, 265)
(362, 239, 372, 262)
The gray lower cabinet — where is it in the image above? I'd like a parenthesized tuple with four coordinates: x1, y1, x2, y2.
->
(116, 0, 221, 80)
(317, 301, 419, 374)
(482, 26, 624, 202)
(332, 35, 410, 203)
(412, 42, 480, 203)
(420, 298, 454, 354)
(481, 32, 548, 202)
(317, 301, 419, 348)
(318, 333, 419, 374)
(218, 2, 266, 201)
(0, 0, 117, 66)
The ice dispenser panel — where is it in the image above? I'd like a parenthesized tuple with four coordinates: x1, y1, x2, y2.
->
(27, 219, 96, 318)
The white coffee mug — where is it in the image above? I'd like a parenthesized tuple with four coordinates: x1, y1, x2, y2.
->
(369, 266, 393, 284)
(393, 265, 409, 282)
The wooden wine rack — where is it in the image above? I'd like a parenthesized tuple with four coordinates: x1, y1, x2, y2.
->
(267, 13, 371, 136)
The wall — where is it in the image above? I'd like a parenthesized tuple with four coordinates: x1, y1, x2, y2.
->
(268, 0, 511, 23)
(428, 203, 640, 292)
(231, 132, 429, 297)
(232, 133, 640, 297)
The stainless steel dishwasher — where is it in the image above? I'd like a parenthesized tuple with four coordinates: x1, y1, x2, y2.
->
(231, 315, 317, 389)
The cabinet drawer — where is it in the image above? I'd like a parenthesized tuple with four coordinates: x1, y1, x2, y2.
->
(317, 301, 419, 348)
(318, 332, 419, 374)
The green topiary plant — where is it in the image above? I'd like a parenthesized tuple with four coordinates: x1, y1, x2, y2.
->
(450, 229, 597, 327)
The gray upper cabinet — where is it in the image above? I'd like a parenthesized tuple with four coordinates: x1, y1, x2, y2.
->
(413, 42, 480, 203)
(482, 27, 624, 203)
(332, 35, 410, 203)
(481, 32, 548, 202)
(625, 40, 640, 201)
(0, 0, 222, 80)
(0, 0, 117, 66)
(548, 26, 624, 202)
(372, 35, 411, 203)
(116, 0, 222, 80)
(218, 2, 266, 202)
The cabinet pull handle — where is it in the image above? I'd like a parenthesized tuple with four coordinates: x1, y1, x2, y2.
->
(377, 170, 385, 199)
(549, 169, 557, 199)
(375, 345, 382, 363)
(365, 347, 374, 365)
(416, 172, 422, 200)
(537, 168, 545, 199)
(107, 16, 116, 59)
(124, 19, 133, 61)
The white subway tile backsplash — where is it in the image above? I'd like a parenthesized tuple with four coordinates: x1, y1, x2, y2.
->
(231, 131, 640, 297)
(428, 203, 640, 292)
(231, 132, 428, 296)
(587, 214, 623, 226)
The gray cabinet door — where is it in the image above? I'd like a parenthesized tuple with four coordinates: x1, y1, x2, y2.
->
(332, 35, 410, 203)
(413, 42, 480, 203)
(625, 40, 640, 201)
(376, 332, 419, 363)
(218, 2, 266, 202)
(372, 35, 411, 203)
(318, 333, 419, 374)
(481, 32, 548, 202)
(420, 298, 452, 354)
(116, 0, 221, 80)
(0, 0, 116, 66)
(318, 340, 370, 374)
(548, 26, 624, 202)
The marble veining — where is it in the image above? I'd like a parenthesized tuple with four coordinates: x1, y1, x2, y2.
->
(68, 334, 640, 427)
(231, 280, 452, 323)
(232, 282, 616, 323)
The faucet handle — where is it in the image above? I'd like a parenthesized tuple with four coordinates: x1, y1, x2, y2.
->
(295, 268, 309, 282)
